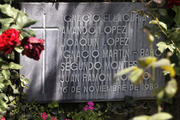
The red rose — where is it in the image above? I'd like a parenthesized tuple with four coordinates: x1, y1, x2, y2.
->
(167, 0, 180, 8)
(1, 116, 6, 120)
(22, 37, 44, 60)
(0, 29, 21, 54)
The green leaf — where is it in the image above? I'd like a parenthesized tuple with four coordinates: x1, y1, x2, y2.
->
(0, 83, 5, 91)
(0, 4, 36, 29)
(143, 27, 154, 43)
(156, 42, 168, 53)
(152, 59, 171, 67)
(129, 68, 144, 85)
(148, 33, 155, 43)
(2, 70, 10, 80)
(48, 100, 59, 109)
(0, 73, 4, 81)
(159, 21, 167, 31)
(0, 18, 14, 25)
(9, 62, 22, 70)
(9, 24, 21, 30)
(0, 62, 9, 69)
(149, 19, 167, 30)
(20, 82, 26, 88)
(0, 4, 18, 19)
(150, 112, 172, 120)
(14, 46, 24, 53)
(21, 30, 36, 37)
(157, 90, 164, 100)
(0, 100, 8, 109)
(0, 93, 8, 103)
(26, 30, 35, 36)
(24, 78, 29, 85)
(114, 66, 137, 80)
(16, 11, 36, 28)
(157, 42, 175, 53)
(172, 6, 180, 27)
(0, 18, 14, 34)
(167, 44, 176, 53)
(9, 82, 19, 94)
(149, 20, 158, 25)
(152, 59, 175, 77)
(132, 115, 150, 120)
(161, 65, 175, 78)
(165, 79, 177, 98)
(138, 57, 157, 68)
(20, 76, 29, 88)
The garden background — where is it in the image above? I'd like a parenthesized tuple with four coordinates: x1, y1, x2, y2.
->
(0, 0, 180, 120)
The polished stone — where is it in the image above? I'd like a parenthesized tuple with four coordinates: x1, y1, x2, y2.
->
(20, 3, 164, 102)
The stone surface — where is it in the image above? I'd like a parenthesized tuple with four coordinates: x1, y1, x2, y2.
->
(20, 2, 164, 102)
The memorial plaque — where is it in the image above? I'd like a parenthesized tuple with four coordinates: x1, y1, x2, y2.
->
(20, 3, 164, 102)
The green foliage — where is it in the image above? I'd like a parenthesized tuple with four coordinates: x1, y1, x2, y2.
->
(149, 19, 167, 31)
(0, 0, 179, 120)
(150, 112, 172, 120)
(114, 66, 137, 80)
(138, 57, 157, 68)
(20, 75, 29, 88)
(132, 112, 172, 120)
(156, 42, 175, 53)
(5, 100, 113, 120)
(0, 2, 36, 116)
(14, 46, 24, 53)
(115, 1, 180, 119)
(9, 62, 22, 70)
(2, 69, 10, 80)
(165, 78, 177, 98)
(172, 6, 180, 27)
(0, 4, 36, 34)
(132, 115, 150, 120)
(21, 29, 36, 37)
(71, 109, 103, 120)
(115, 56, 175, 85)
(0, 56, 24, 114)
(129, 68, 144, 85)
(48, 100, 59, 109)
